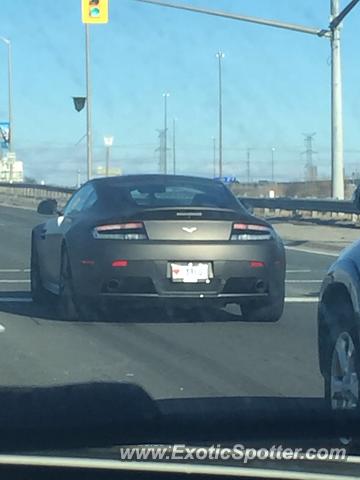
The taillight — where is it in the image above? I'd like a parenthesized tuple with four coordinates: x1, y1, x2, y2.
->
(93, 222, 148, 240)
(230, 223, 273, 241)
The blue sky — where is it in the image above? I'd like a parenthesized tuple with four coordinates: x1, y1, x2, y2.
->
(0, 0, 359, 185)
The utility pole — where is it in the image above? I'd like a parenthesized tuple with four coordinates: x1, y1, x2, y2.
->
(104, 136, 114, 177)
(0, 38, 13, 152)
(85, 24, 93, 181)
(163, 93, 170, 174)
(303, 133, 318, 181)
(331, 0, 345, 199)
(0, 37, 14, 181)
(212, 137, 216, 177)
(271, 147, 275, 182)
(246, 148, 251, 183)
(172, 118, 176, 175)
(157, 129, 165, 173)
(216, 51, 224, 178)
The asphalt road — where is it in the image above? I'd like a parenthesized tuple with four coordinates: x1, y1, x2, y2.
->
(0, 205, 337, 404)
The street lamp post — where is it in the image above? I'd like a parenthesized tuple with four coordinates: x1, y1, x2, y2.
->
(271, 147, 275, 182)
(331, 0, 344, 199)
(85, 24, 93, 181)
(0, 37, 14, 181)
(172, 118, 176, 175)
(163, 93, 170, 175)
(104, 136, 114, 177)
(216, 51, 224, 179)
(0, 38, 13, 152)
(212, 137, 216, 177)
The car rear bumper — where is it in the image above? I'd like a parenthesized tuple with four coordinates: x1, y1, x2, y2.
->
(70, 240, 285, 304)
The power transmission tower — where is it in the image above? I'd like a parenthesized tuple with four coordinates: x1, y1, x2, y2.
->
(246, 148, 251, 183)
(302, 133, 318, 181)
(156, 129, 165, 173)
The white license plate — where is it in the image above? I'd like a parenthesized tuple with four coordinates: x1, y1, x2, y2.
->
(171, 263, 209, 283)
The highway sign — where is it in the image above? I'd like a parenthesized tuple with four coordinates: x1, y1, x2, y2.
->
(215, 176, 237, 184)
(0, 122, 10, 149)
(82, 0, 109, 24)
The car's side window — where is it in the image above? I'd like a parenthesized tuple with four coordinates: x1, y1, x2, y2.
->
(63, 184, 94, 217)
(82, 188, 98, 211)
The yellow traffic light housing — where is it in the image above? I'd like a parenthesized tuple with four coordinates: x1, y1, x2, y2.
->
(82, 0, 109, 24)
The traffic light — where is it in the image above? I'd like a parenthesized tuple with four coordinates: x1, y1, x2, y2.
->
(82, 0, 109, 24)
(73, 97, 86, 112)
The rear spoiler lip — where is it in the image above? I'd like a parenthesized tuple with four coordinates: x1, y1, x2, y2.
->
(91, 207, 272, 229)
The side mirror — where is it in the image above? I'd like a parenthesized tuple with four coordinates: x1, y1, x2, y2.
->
(37, 199, 58, 215)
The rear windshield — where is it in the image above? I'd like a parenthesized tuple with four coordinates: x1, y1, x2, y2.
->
(100, 179, 242, 210)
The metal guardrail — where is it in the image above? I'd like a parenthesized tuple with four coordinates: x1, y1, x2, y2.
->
(0, 182, 358, 217)
(240, 197, 358, 214)
(0, 182, 74, 194)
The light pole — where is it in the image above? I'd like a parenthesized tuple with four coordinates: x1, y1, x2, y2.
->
(0, 37, 14, 181)
(212, 137, 216, 177)
(0, 38, 13, 152)
(85, 24, 93, 181)
(104, 136, 114, 176)
(246, 148, 251, 183)
(163, 92, 170, 174)
(330, 0, 344, 199)
(216, 51, 224, 178)
(271, 147, 275, 182)
(172, 118, 176, 175)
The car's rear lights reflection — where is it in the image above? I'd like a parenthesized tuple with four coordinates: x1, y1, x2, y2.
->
(93, 222, 148, 240)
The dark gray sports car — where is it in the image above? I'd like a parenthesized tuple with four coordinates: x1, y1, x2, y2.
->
(31, 175, 286, 322)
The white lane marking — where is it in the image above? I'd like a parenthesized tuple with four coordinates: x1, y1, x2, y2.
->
(286, 246, 338, 257)
(286, 269, 312, 273)
(0, 269, 30, 273)
(0, 298, 32, 303)
(0, 324, 5, 332)
(0, 280, 30, 283)
(286, 279, 322, 283)
(285, 297, 318, 303)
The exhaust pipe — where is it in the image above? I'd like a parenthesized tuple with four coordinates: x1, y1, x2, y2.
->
(254, 279, 267, 293)
(107, 279, 122, 293)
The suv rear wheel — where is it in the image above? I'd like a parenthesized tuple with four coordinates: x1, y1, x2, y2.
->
(325, 325, 360, 411)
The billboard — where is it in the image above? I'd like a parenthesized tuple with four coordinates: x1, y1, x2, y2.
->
(0, 122, 10, 149)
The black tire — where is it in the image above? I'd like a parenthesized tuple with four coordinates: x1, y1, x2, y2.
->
(241, 297, 284, 323)
(323, 301, 360, 413)
(30, 241, 51, 304)
(58, 248, 103, 322)
(58, 249, 79, 321)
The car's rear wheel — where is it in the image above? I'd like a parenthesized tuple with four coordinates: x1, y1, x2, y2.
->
(58, 250, 79, 321)
(58, 249, 103, 322)
(31, 242, 51, 304)
(241, 297, 284, 323)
